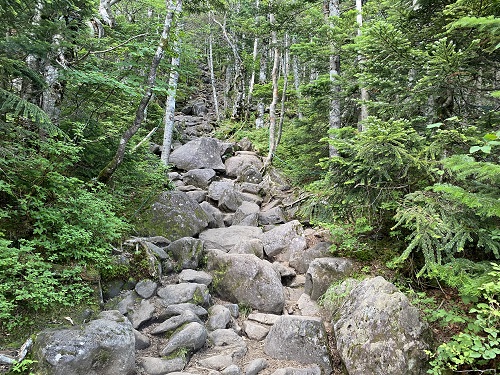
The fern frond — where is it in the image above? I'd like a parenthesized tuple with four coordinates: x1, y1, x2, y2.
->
(0, 88, 63, 136)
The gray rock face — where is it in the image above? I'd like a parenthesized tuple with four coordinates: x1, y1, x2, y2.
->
(170, 137, 226, 172)
(157, 283, 210, 307)
(160, 322, 208, 356)
(179, 269, 213, 285)
(167, 237, 204, 270)
(145, 191, 209, 241)
(229, 239, 264, 258)
(262, 220, 304, 258)
(225, 153, 263, 179)
(139, 357, 186, 375)
(218, 188, 244, 212)
(304, 257, 353, 301)
(258, 206, 286, 225)
(200, 201, 226, 228)
(135, 279, 158, 299)
(207, 180, 235, 201)
(206, 305, 232, 331)
(151, 310, 202, 335)
(289, 241, 331, 274)
(200, 226, 263, 252)
(161, 303, 208, 318)
(130, 299, 155, 329)
(33, 310, 135, 375)
(242, 321, 269, 341)
(205, 249, 285, 314)
(183, 169, 216, 189)
(233, 201, 260, 226)
(264, 315, 332, 374)
(245, 358, 268, 375)
(334, 277, 432, 375)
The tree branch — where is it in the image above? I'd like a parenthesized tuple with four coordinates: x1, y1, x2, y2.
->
(90, 33, 148, 54)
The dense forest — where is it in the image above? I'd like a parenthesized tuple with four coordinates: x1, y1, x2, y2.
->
(1, 0, 499, 373)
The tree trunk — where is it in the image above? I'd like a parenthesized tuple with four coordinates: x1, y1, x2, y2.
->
(255, 39, 268, 129)
(207, 23, 220, 122)
(326, 0, 341, 158)
(265, 12, 280, 168)
(246, 0, 260, 113)
(277, 33, 289, 147)
(161, 24, 182, 165)
(291, 36, 303, 120)
(97, 0, 181, 184)
(356, 0, 369, 130)
(99, 0, 116, 28)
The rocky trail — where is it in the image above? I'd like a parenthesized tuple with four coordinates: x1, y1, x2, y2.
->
(3, 79, 433, 375)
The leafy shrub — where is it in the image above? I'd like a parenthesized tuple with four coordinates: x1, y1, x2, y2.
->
(427, 263, 500, 374)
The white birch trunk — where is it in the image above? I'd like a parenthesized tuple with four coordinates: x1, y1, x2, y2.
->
(277, 33, 289, 146)
(255, 40, 268, 128)
(291, 36, 303, 120)
(356, 0, 369, 130)
(208, 30, 220, 122)
(265, 12, 280, 168)
(99, 0, 115, 28)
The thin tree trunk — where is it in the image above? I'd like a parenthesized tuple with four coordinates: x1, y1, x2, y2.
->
(246, 0, 260, 112)
(213, 15, 245, 120)
(326, 0, 341, 158)
(207, 24, 220, 122)
(277, 33, 289, 147)
(255, 40, 268, 128)
(161, 24, 182, 165)
(291, 36, 303, 120)
(97, 0, 180, 184)
(99, 0, 116, 28)
(356, 0, 369, 130)
(265, 12, 280, 168)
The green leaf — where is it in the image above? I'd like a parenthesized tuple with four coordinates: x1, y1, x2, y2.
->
(469, 146, 481, 153)
(427, 122, 443, 129)
(492, 91, 500, 98)
(484, 133, 498, 141)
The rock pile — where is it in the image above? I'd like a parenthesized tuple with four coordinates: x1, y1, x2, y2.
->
(29, 118, 432, 374)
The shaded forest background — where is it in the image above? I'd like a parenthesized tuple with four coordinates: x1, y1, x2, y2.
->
(0, 0, 499, 373)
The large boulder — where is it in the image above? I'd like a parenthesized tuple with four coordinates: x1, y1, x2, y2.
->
(205, 249, 285, 314)
(170, 137, 226, 172)
(166, 237, 204, 270)
(160, 322, 208, 357)
(304, 257, 353, 300)
(141, 191, 209, 241)
(232, 201, 260, 226)
(264, 316, 332, 374)
(183, 169, 216, 189)
(262, 220, 304, 258)
(200, 226, 263, 252)
(289, 242, 331, 274)
(33, 310, 135, 375)
(225, 152, 263, 179)
(334, 277, 432, 375)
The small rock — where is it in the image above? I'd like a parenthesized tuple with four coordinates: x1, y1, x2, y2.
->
(134, 329, 151, 350)
(243, 321, 269, 341)
(130, 299, 155, 329)
(207, 305, 232, 331)
(151, 310, 202, 335)
(198, 354, 234, 371)
(179, 269, 213, 285)
(245, 359, 268, 375)
(222, 364, 241, 375)
(157, 283, 210, 307)
(135, 279, 158, 299)
(160, 322, 208, 357)
(139, 357, 186, 375)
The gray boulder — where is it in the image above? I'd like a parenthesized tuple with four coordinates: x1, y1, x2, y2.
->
(139, 357, 186, 375)
(207, 180, 235, 201)
(289, 241, 331, 274)
(262, 220, 304, 258)
(169, 137, 226, 172)
(151, 310, 202, 335)
(229, 239, 264, 258)
(33, 310, 135, 375)
(179, 269, 213, 285)
(242, 321, 269, 341)
(264, 315, 332, 374)
(134, 329, 150, 350)
(135, 279, 158, 299)
(271, 367, 321, 375)
(233, 201, 260, 226)
(205, 249, 285, 314)
(258, 206, 286, 225)
(305, 257, 353, 300)
(218, 188, 244, 212)
(183, 169, 216, 189)
(160, 322, 208, 357)
(200, 226, 263, 252)
(160, 303, 208, 319)
(130, 299, 155, 329)
(206, 305, 232, 331)
(245, 358, 268, 375)
(334, 277, 432, 375)
(142, 191, 209, 241)
(157, 283, 210, 307)
(166, 237, 204, 270)
(225, 152, 263, 179)
(200, 201, 226, 228)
